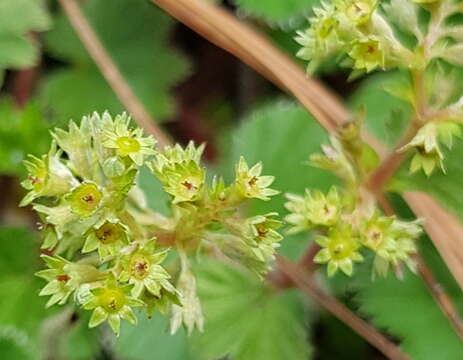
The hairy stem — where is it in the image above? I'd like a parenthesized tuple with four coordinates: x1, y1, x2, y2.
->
(58, 0, 171, 147)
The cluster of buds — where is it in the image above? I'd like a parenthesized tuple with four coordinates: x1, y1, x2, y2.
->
(22, 112, 281, 335)
(399, 120, 462, 176)
(295, 0, 415, 76)
(285, 121, 422, 277)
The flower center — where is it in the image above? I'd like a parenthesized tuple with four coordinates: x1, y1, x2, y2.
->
(116, 136, 141, 154)
(56, 274, 70, 282)
(255, 223, 269, 238)
(365, 226, 384, 249)
(329, 239, 355, 260)
(130, 253, 150, 280)
(101, 289, 125, 313)
(96, 223, 122, 244)
(70, 183, 102, 216)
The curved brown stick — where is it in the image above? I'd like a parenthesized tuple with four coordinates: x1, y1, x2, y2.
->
(58, 0, 172, 148)
(152, 0, 352, 134)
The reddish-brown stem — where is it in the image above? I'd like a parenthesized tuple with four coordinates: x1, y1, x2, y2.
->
(58, 0, 172, 148)
(276, 255, 411, 360)
(415, 255, 463, 340)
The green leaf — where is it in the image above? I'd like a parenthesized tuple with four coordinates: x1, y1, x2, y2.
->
(228, 100, 336, 215)
(0, 98, 50, 176)
(0, 227, 46, 336)
(61, 314, 99, 360)
(114, 314, 191, 360)
(0, 325, 35, 360)
(42, 0, 189, 123)
(358, 267, 463, 359)
(0, 0, 50, 78)
(137, 166, 171, 216)
(191, 260, 311, 360)
(349, 71, 411, 147)
(233, 0, 317, 25)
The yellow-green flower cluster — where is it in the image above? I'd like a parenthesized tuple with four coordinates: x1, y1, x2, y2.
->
(22, 112, 282, 336)
(285, 124, 423, 277)
(295, 0, 412, 75)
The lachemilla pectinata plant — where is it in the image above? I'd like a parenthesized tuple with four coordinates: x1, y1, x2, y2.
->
(21, 112, 280, 335)
(20, 0, 462, 338)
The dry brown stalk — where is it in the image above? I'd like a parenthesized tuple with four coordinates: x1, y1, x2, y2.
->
(58, 0, 172, 148)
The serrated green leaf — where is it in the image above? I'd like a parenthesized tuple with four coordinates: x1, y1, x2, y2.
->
(0, 98, 50, 176)
(358, 265, 463, 359)
(42, 0, 189, 123)
(114, 314, 191, 360)
(0, 228, 46, 335)
(349, 72, 411, 147)
(233, 0, 317, 25)
(0, 0, 50, 78)
(191, 260, 311, 360)
(228, 100, 336, 215)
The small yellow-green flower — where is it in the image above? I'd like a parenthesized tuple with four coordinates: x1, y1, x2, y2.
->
(83, 277, 143, 335)
(103, 113, 156, 166)
(233, 157, 279, 201)
(36, 255, 102, 307)
(336, 0, 377, 25)
(244, 212, 283, 264)
(295, 2, 342, 73)
(149, 142, 206, 203)
(66, 182, 103, 218)
(83, 219, 128, 258)
(360, 213, 394, 251)
(348, 37, 385, 72)
(20, 142, 77, 206)
(400, 123, 444, 175)
(119, 240, 177, 298)
(285, 186, 341, 234)
(314, 226, 363, 276)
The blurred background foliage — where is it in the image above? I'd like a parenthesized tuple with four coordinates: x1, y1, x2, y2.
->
(0, 0, 462, 359)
